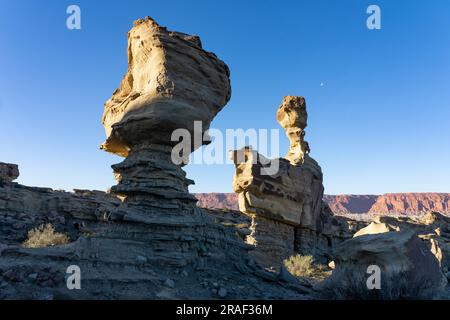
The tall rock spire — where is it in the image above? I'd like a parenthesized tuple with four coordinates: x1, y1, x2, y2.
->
(276, 96, 309, 166)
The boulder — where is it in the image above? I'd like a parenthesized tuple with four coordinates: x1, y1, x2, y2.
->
(325, 229, 447, 299)
(101, 16, 231, 157)
(0, 162, 19, 183)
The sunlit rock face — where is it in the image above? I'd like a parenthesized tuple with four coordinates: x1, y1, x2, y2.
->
(231, 96, 324, 230)
(0, 18, 312, 299)
(276, 96, 309, 166)
(230, 96, 342, 267)
(100, 16, 233, 228)
(101, 16, 231, 157)
(99, 16, 240, 272)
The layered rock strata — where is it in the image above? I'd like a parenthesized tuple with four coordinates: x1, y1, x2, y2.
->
(0, 166, 307, 299)
(231, 97, 353, 267)
(99, 16, 235, 268)
(101, 16, 230, 157)
(0, 17, 309, 299)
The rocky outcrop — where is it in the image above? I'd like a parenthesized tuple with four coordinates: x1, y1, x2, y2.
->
(98, 16, 236, 270)
(320, 211, 450, 299)
(326, 229, 447, 298)
(0, 168, 307, 299)
(0, 17, 310, 300)
(101, 16, 230, 157)
(230, 97, 353, 267)
(276, 96, 309, 166)
(0, 162, 19, 183)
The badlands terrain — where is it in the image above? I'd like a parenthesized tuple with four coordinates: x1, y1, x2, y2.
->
(0, 16, 449, 300)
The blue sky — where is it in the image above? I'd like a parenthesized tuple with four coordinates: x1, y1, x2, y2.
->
(0, 0, 449, 194)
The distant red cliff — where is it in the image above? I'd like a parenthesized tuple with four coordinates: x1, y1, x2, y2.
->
(195, 193, 240, 211)
(196, 193, 450, 215)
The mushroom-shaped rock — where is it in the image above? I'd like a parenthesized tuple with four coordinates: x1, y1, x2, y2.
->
(101, 16, 231, 157)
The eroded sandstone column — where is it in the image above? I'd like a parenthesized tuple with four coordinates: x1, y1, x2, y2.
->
(231, 96, 328, 268)
(101, 17, 231, 266)
(276, 96, 309, 166)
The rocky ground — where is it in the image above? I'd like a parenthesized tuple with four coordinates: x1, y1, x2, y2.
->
(0, 175, 312, 299)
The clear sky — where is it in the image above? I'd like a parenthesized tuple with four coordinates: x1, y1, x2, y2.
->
(0, 0, 449, 195)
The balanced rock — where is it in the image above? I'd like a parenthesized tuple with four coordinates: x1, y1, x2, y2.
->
(0, 18, 308, 300)
(276, 96, 309, 165)
(99, 16, 233, 245)
(0, 162, 19, 183)
(101, 16, 231, 157)
(231, 97, 343, 267)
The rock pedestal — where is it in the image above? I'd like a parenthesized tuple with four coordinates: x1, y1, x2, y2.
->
(99, 17, 234, 266)
(231, 97, 337, 267)
(111, 143, 197, 214)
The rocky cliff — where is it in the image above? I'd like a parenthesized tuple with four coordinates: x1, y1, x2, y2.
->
(367, 193, 450, 215)
(196, 193, 450, 215)
(195, 193, 239, 210)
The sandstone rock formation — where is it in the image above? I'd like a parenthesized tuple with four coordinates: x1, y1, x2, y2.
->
(98, 16, 236, 270)
(0, 162, 19, 183)
(1, 16, 448, 300)
(320, 211, 450, 299)
(101, 16, 230, 157)
(0, 17, 310, 300)
(373, 212, 450, 273)
(276, 96, 309, 165)
(327, 229, 447, 298)
(230, 97, 353, 267)
(0, 165, 308, 299)
(352, 220, 400, 237)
